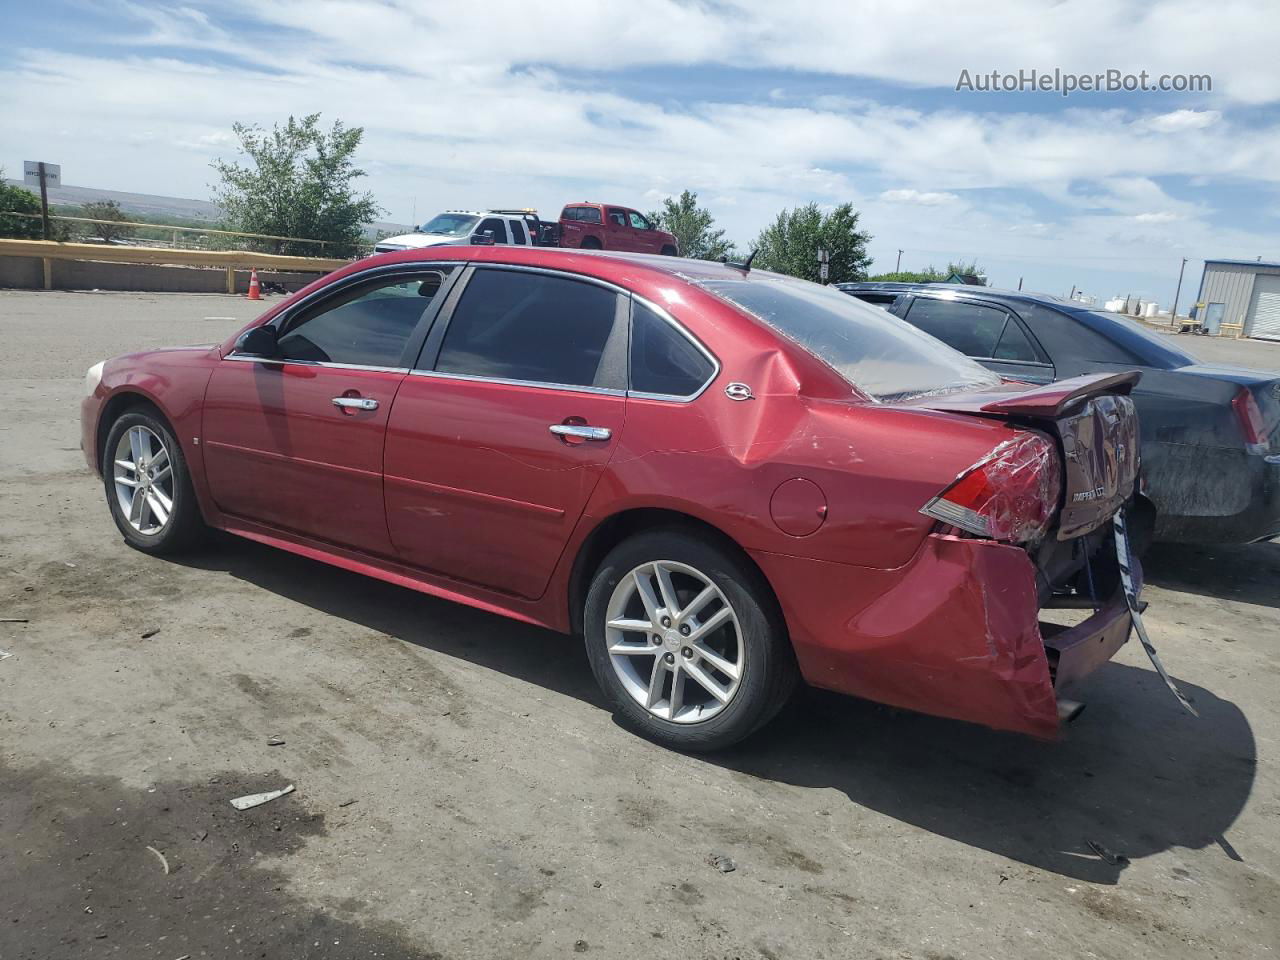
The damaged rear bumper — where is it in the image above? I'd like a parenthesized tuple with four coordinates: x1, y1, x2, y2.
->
(750, 532, 1135, 739)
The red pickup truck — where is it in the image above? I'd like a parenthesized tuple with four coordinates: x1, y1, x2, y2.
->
(557, 202, 679, 255)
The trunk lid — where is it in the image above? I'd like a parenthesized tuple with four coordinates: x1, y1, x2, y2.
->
(906, 373, 1142, 540)
(1175, 363, 1280, 455)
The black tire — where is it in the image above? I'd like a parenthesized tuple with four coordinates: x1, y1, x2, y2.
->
(580, 236, 602, 250)
(583, 528, 797, 751)
(660, 245, 678, 256)
(102, 408, 205, 555)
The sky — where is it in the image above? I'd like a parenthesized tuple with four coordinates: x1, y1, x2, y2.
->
(4, 0, 1280, 307)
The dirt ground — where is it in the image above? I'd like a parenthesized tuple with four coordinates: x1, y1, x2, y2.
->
(2, 290, 1278, 960)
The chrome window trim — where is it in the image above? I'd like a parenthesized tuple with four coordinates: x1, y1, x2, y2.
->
(222, 354, 410, 375)
(408, 368, 626, 397)
(411, 262, 721, 403)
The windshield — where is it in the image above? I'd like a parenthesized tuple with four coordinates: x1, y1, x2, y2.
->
(421, 213, 479, 237)
(700, 275, 1002, 401)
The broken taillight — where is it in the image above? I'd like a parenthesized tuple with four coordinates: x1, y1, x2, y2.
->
(921, 432, 1062, 543)
(1232, 387, 1270, 454)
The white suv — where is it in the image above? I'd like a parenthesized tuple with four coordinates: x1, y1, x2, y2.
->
(374, 210, 540, 253)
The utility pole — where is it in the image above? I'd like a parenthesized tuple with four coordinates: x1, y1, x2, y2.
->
(1017, 276, 1023, 290)
(895, 249, 903, 272)
(1069, 284, 1076, 300)
(1171, 257, 1188, 324)
(37, 162, 51, 241)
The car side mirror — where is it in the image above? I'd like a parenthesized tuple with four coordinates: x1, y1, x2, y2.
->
(236, 325, 279, 358)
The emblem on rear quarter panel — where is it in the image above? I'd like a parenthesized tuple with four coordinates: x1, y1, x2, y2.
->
(725, 382, 754, 401)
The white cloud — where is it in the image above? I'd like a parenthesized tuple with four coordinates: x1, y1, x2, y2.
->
(880, 189, 962, 206)
(3, 0, 1279, 306)
(1143, 109, 1222, 132)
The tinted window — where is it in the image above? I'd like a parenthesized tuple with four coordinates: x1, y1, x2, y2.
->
(630, 302, 715, 397)
(508, 219, 527, 244)
(276, 272, 449, 366)
(852, 292, 898, 308)
(564, 206, 602, 225)
(904, 298, 1007, 357)
(436, 270, 620, 388)
(993, 318, 1039, 362)
(607, 208, 627, 227)
(477, 218, 506, 243)
(700, 276, 999, 401)
(628, 212, 650, 230)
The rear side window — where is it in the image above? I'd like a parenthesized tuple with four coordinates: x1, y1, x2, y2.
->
(993, 318, 1039, 362)
(904, 298, 1008, 358)
(606, 208, 627, 227)
(275, 272, 449, 367)
(435, 270, 621, 388)
(508, 219, 527, 244)
(564, 206, 602, 225)
(630, 302, 715, 397)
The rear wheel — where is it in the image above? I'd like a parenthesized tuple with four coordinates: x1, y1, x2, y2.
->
(584, 530, 797, 751)
(580, 236, 602, 250)
(102, 409, 204, 554)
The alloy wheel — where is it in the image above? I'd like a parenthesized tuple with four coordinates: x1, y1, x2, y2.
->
(112, 425, 174, 535)
(604, 560, 745, 723)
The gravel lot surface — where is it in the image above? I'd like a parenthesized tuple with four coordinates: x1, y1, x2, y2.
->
(2, 290, 1278, 960)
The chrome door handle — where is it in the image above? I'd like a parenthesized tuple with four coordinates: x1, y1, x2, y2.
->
(549, 424, 611, 441)
(332, 396, 378, 411)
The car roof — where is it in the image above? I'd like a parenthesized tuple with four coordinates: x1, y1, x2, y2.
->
(836, 281, 1081, 309)
(360, 244, 746, 285)
(837, 281, 1199, 370)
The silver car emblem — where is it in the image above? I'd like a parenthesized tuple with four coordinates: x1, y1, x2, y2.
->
(725, 382, 754, 401)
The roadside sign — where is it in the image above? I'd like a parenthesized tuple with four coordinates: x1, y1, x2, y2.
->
(23, 161, 61, 188)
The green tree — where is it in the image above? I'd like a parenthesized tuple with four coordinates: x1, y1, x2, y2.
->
(647, 190, 735, 260)
(750, 202, 872, 284)
(868, 267, 947, 283)
(211, 114, 382, 258)
(0, 171, 43, 239)
(81, 200, 134, 243)
(945, 260, 988, 284)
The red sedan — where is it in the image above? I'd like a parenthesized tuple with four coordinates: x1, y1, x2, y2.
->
(81, 247, 1141, 750)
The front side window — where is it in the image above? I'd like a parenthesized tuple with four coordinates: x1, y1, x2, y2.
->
(630, 302, 715, 397)
(476, 218, 506, 243)
(700, 275, 1000, 402)
(420, 213, 478, 237)
(435, 270, 621, 388)
(274, 271, 451, 367)
(628, 211, 650, 230)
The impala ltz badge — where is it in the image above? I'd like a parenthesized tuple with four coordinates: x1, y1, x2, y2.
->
(725, 382, 753, 401)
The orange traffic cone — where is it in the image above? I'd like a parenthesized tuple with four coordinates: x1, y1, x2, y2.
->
(246, 269, 262, 300)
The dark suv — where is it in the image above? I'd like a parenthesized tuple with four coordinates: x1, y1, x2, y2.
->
(839, 282, 1280, 545)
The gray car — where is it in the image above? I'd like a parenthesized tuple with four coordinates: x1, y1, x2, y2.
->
(839, 282, 1280, 546)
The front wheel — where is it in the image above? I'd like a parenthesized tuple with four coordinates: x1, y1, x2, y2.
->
(583, 530, 797, 751)
(102, 409, 205, 554)
(660, 245, 678, 256)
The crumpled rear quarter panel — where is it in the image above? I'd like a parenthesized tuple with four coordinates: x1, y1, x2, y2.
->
(751, 533, 1060, 738)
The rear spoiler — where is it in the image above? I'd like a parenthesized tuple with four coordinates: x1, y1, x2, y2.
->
(979, 372, 1140, 418)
